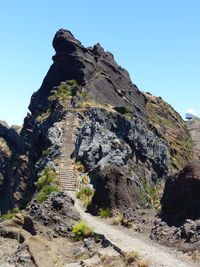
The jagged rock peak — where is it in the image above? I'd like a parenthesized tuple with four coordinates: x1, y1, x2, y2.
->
(29, 29, 147, 120)
(52, 29, 81, 52)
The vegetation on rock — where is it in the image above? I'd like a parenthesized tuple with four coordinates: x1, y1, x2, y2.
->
(76, 187, 94, 208)
(145, 92, 194, 171)
(35, 168, 60, 202)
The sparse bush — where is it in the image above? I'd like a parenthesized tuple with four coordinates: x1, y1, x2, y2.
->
(68, 79, 78, 86)
(42, 185, 60, 195)
(80, 92, 93, 100)
(72, 221, 93, 239)
(75, 161, 85, 172)
(55, 83, 71, 99)
(111, 215, 123, 225)
(76, 187, 94, 208)
(128, 167, 133, 175)
(36, 185, 60, 203)
(125, 106, 131, 114)
(35, 168, 59, 203)
(98, 208, 111, 218)
(124, 251, 139, 264)
(36, 192, 47, 203)
(138, 259, 149, 267)
(77, 102, 84, 108)
(35, 168, 57, 189)
(1, 208, 20, 220)
(36, 109, 51, 121)
(81, 175, 90, 185)
(141, 179, 161, 209)
(42, 150, 49, 157)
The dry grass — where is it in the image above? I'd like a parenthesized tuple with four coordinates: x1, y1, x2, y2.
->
(138, 259, 149, 267)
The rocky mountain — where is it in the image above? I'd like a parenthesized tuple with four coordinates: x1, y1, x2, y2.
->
(0, 29, 194, 214)
(0, 28, 199, 266)
(29, 29, 146, 121)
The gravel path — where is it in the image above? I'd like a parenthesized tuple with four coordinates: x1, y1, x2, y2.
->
(71, 195, 198, 267)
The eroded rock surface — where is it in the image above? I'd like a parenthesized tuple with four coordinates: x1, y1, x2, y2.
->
(161, 160, 200, 221)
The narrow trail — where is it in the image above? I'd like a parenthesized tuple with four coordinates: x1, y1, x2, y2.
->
(60, 111, 197, 267)
(59, 111, 77, 191)
(69, 193, 198, 267)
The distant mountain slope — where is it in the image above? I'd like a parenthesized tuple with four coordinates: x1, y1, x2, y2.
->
(144, 92, 194, 171)
(186, 118, 200, 159)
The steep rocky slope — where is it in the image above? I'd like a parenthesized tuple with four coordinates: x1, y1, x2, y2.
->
(145, 92, 194, 171)
(0, 29, 194, 214)
(29, 29, 146, 121)
(0, 28, 198, 266)
(186, 118, 200, 159)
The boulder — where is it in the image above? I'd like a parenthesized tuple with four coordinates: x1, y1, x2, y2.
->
(91, 165, 142, 212)
(161, 160, 200, 220)
(28, 192, 79, 236)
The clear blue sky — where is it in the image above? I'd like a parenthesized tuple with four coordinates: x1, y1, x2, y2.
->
(0, 0, 200, 126)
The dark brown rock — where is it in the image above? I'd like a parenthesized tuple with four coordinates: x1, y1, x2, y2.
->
(29, 29, 147, 121)
(91, 165, 142, 213)
(161, 160, 200, 220)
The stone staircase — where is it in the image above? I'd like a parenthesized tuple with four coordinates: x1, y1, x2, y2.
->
(59, 111, 77, 191)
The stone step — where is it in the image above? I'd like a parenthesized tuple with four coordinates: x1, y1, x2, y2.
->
(61, 184, 76, 187)
(62, 186, 76, 190)
(60, 176, 74, 179)
(62, 187, 76, 189)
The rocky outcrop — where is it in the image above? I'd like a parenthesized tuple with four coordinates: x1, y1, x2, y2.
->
(90, 165, 142, 212)
(0, 122, 28, 213)
(75, 108, 169, 183)
(0, 121, 23, 154)
(29, 29, 147, 121)
(28, 192, 79, 236)
(161, 160, 200, 221)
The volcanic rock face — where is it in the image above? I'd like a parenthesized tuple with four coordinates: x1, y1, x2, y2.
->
(29, 29, 147, 120)
(0, 122, 27, 213)
(0, 29, 194, 214)
(161, 160, 200, 221)
(75, 108, 169, 181)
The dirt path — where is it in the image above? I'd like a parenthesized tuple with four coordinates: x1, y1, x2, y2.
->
(71, 195, 198, 267)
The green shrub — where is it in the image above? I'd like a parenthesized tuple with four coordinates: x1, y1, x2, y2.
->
(1, 208, 20, 220)
(35, 168, 57, 189)
(36, 185, 60, 203)
(42, 185, 60, 195)
(98, 208, 111, 218)
(76, 187, 94, 208)
(42, 150, 49, 157)
(12, 208, 20, 213)
(141, 179, 161, 208)
(77, 102, 84, 108)
(36, 192, 47, 203)
(76, 187, 94, 198)
(72, 221, 93, 239)
(68, 79, 78, 86)
(81, 175, 90, 185)
(75, 161, 85, 172)
(124, 106, 131, 114)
